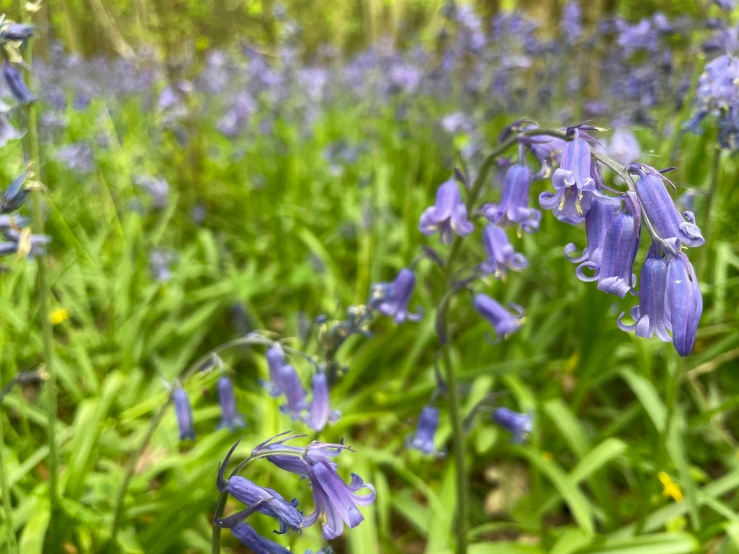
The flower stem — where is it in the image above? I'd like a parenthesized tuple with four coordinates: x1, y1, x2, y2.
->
(0, 295, 18, 554)
(211, 492, 229, 554)
(699, 145, 721, 273)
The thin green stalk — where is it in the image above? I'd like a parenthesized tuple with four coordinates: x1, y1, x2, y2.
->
(211, 492, 228, 554)
(699, 145, 721, 273)
(0, 291, 18, 554)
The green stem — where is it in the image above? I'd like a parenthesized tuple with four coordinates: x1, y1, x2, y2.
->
(699, 146, 721, 274)
(211, 492, 229, 554)
(0, 286, 18, 554)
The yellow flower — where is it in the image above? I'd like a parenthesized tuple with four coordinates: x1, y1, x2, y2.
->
(658, 472, 683, 502)
(49, 308, 69, 325)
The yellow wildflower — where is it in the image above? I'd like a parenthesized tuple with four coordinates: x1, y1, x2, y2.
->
(658, 472, 683, 502)
(49, 308, 69, 325)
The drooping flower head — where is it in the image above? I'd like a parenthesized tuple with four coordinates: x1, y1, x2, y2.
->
(565, 199, 618, 281)
(596, 193, 641, 298)
(370, 268, 422, 323)
(230, 522, 290, 554)
(217, 376, 246, 431)
(472, 293, 524, 340)
(279, 364, 309, 420)
(666, 252, 702, 356)
(405, 405, 443, 456)
(304, 372, 341, 431)
(493, 407, 532, 443)
(265, 344, 287, 397)
(480, 224, 528, 277)
(552, 128, 595, 193)
(3, 62, 35, 105)
(483, 164, 541, 233)
(1, 172, 30, 213)
(618, 244, 671, 342)
(419, 178, 474, 244)
(173, 387, 195, 441)
(609, 128, 641, 166)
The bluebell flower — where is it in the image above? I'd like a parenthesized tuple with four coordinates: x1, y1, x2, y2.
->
(265, 344, 286, 397)
(632, 165, 704, 248)
(565, 200, 618, 281)
(618, 244, 671, 342)
(217, 376, 246, 431)
(419, 178, 474, 244)
(560, 1, 583, 45)
(405, 406, 443, 456)
(472, 294, 524, 340)
(55, 143, 95, 174)
(0, 116, 23, 148)
(1, 172, 30, 213)
(483, 164, 541, 233)
(370, 268, 421, 323)
(552, 129, 595, 193)
(494, 408, 532, 443)
(305, 372, 340, 431)
(279, 364, 308, 420)
(133, 175, 169, 209)
(480, 224, 528, 278)
(666, 253, 702, 356)
(715, 0, 736, 11)
(3, 63, 35, 105)
(303, 459, 376, 539)
(173, 388, 195, 441)
(596, 193, 641, 298)
(260, 433, 342, 478)
(149, 249, 174, 283)
(0, 23, 34, 42)
(608, 128, 641, 166)
(230, 522, 290, 554)
(0, 214, 28, 229)
(525, 135, 566, 180)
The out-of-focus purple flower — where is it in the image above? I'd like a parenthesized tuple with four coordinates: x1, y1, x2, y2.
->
(149, 249, 174, 283)
(483, 165, 541, 233)
(134, 175, 169, 209)
(0, 116, 23, 148)
(493, 407, 532, 443)
(666, 253, 702, 356)
(303, 459, 376, 539)
(480, 224, 527, 277)
(715, 0, 736, 11)
(1, 172, 30, 213)
(419, 178, 474, 244)
(3, 62, 34, 105)
(370, 268, 421, 323)
(173, 388, 195, 441)
(618, 244, 671, 342)
(217, 376, 246, 431)
(552, 129, 595, 192)
(608, 128, 641, 166)
(230, 522, 290, 554)
(633, 167, 704, 248)
(55, 143, 94, 174)
(472, 293, 524, 340)
(441, 112, 474, 134)
(265, 344, 286, 397)
(405, 406, 442, 456)
(305, 372, 340, 431)
(560, 1, 583, 45)
(696, 54, 739, 112)
(617, 20, 659, 56)
(565, 200, 618, 281)
(596, 193, 641, 298)
(279, 364, 308, 420)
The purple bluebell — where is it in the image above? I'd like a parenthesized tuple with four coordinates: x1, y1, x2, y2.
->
(715, 0, 736, 10)
(305, 372, 340, 431)
(3, 63, 34, 105)
(632, 167, 704, 248)
(0, 116, 23, 148)
(419, 178, 474, 244)
(405, 406, 442, 456)
(1, 172, 29, 213)
(371, 268, 421, 323)
(265, 440, 340, 478)
(133, 175, 169, 209)
(217, 376, 246, 431)
(472, 294, 524, 340)
(303, 459, 376, 539)
(279, 364, 308, 419)
(55, 143, 94, 174)
(230, 522, 290, 554)
(609, 128, 641, 166)
(173, 388, 195, 441)
(483, 165, 541, 233)
(552, 129, 595, 192)
(480, 224, 528, 277)
(526, 135, 566, 180)
(149, 249, 173, 283)
(618, 244, 671, 342)
(265, 344, 286, 397)
(560, 1, 583, 45)
(539, 183, 592, 225)
(494, 407, 532, 443)
(565, 200, 618, 281)
(596, 194, 641, 298)
(666, 253, 702, 356)
(0, 23, 34, 42)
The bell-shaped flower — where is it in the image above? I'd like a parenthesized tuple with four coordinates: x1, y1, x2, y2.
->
(230, 523, 290, 554)
(405, 405, 443, 456)
(480, 224, 528, 277)
(633, 168, 704, 248)
(608, 128, 641, 166)
(539, 179, 593, 225)
(371, 268, 421, 323)
(666, 252, 702, 356)
(279, 364, 308, 420)
(472, 293, 524, 340)
(304, 372, 341, 431)
(217, 376, 246, 431)
(618, 244, 671, 342)
(1, 172, 30, 213)
(265, 438, 341, 478)
(264, 344, 286, 397)
(525, 135, 566, 180)
(2, 63, 34, 105)
(493, 408, 532, 443)
(565, 200, 618, 281)
(551, 129, 595, 192)
(303, 459, 376, 540)
(419, 178, 473, 244)
(483, 164, 541, 233)
(172, 388, 195, 441)
(596, 193, 641, 298)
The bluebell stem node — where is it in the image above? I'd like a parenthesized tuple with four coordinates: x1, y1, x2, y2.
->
(3, 62, 35, 105)
(418, 178, 474, 244)
(565, 200, 618, 281)
(304, 372, 341, 431)
(596, 193, 641, 298)
(493, 407, 532, 443)
(265, 344, 286, 397)
(173, 388, 195, 441)
(217, 376, 246, 431)
(618, 244, 671, 342)
(279, 364, 309, 420)
(472, 293, 524, 340)
(483, 164, 541, 233)
(666, 252, 702, 356)
(370, 268, 422, 323)
(303, 458, 376, 540)
(405, 405, 444, 456)
(230, 522, 291, 554)
(480, 224, 528, 278)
